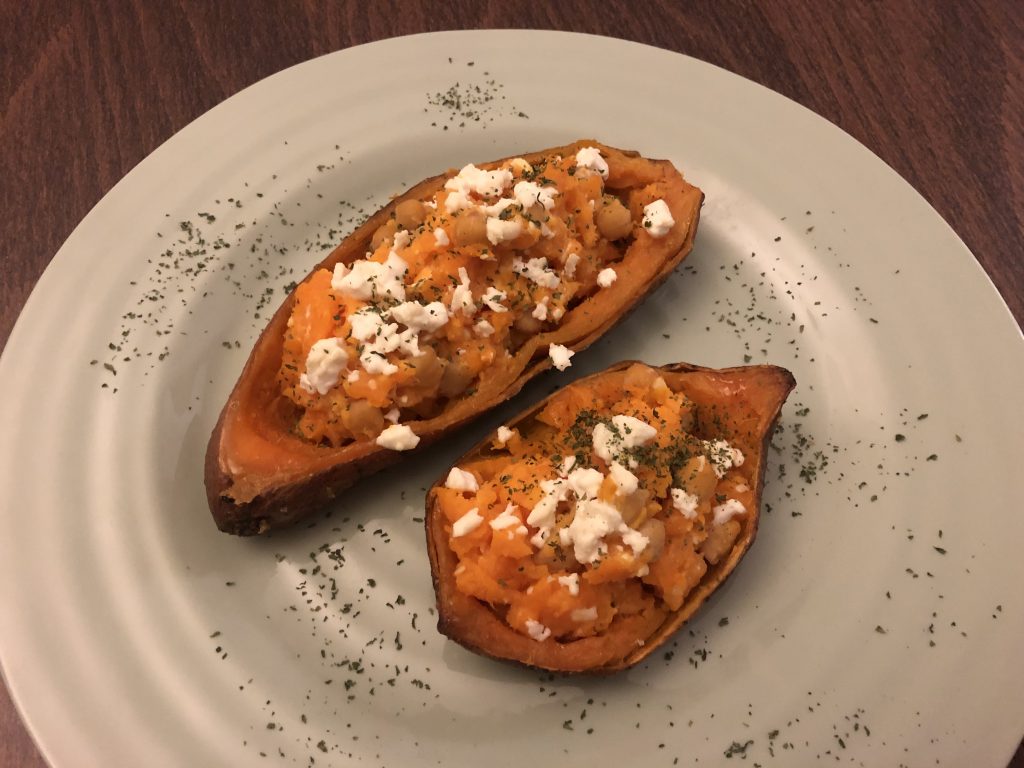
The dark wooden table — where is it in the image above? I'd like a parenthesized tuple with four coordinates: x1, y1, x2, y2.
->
(2, 2, 1021, 765)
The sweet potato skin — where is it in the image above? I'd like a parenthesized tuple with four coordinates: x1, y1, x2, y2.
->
(425, 361, 796, 673)
(205, 142, 703, 535)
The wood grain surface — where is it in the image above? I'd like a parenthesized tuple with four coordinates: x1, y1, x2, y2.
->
(1, 1, 1021, 765)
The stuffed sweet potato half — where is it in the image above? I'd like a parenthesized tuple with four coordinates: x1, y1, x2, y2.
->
(206, 141, 703, 534)
(426, 361, 795, 673)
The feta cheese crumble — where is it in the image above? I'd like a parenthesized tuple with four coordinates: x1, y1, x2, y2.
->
(433, 227, 449, 247)
(390, 301, 449, 333)
(574, 146, 609, 179)
(712, 498, 747, 526)
(375, 424, 420, 451)
(608, 461, 639, 496)
(548, 343, 574, 371)
(452, 507, 484, 537)
(489, 504, 524, 532)
(642, 199, 675, 238)
(592, 415, 658, 465)
(596, 267, 618, 288)
(481, 286, 508, 312)
(496, 426, 514, 445)
(558, 573, 580, 596)
(332, 253, 408, 301)
(702, 439, 745, 478)
(670, 488, 700, 519)
(563, 251, 580, 278)
(512, 256, 561, 289)
(445, 467, 479, 492)
(525, 619, 551, 642)
(531, 298, 549, 321)
(485, 217, 523, 245)
(513, 180, 559, 211)
(567, 467, 604, 500)
(450, 267, 475, 316)
(566, 499, 648, 564)
(298, 338, 348, 395)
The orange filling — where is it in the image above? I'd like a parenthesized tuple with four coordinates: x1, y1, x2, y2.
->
(434, 364, 754, 643)
(276, 148, 681, 447)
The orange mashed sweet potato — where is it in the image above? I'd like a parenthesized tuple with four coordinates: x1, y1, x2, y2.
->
(433, 364, 755, 644)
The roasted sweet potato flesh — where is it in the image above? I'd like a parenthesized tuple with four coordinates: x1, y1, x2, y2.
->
(205, 141, 703, 534)
(426, 362, 795, 672)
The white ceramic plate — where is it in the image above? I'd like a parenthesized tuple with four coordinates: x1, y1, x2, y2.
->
(1, 31, 1022, 767)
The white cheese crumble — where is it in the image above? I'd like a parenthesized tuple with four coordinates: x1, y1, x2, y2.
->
(548, 343, 574, 371)
(349, 308, 384, 341)
(513, 180, 559, 211)
(481, 286, 508, 312)
(702, 439, 745, 479)
(566, 499, 648, 564)
(574, 146, 609, 179)
(392, 229, 412, 251)
(489, 504, 524, 532)
(642, 199, 675, 238)
(571, 607, 598, 622)
(450, 266, 475, 316)
(433, 227, 449, 247)
(557, 573, 580, 596)
(531, 301, 548, 321)
(567, 467, 604, 501)
(592, 415, 658, 465)
(526, 477, 568, 548)
(332, 253, 408, 301)
(348, 308, 419, 376)
(525, 619, 551, 642)
(298, 338, 348, 395)
(713, 498, 747, 526)
(513, 256, 561, 289)
(608, 461, 639, 496)
(473, 319, 495, 337)
(375, 424, 419, 451)
(597, 267, 618, 288)
(485, 217, 523, 245)
(389, 300, 449, 333)
(496, 426, 514, 445)
(447, 163, 513, 199)
(480, 197, 517, 218)
(563, 251, 580, 278)
(444, 467, 479, 492)
(384, 407, 400, 424)
(451, 507, 484, 537)
(670, 488, 700, 519)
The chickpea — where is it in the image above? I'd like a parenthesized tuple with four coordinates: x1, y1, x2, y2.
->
(595, 196, 633, 240)
(674, 455, 717, 500)
(638, 518, 666, 563)
(439, 358, 475, 398)
(514, 312, 543, 335)
(700, 519, 741, 565)
(394, 199, 427, 230)
(452, 210, 488, 246)
(341, 399, 385, 441)
(404, 348, 444, 391)
(370, 218, 398, 250)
